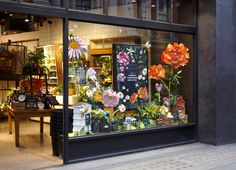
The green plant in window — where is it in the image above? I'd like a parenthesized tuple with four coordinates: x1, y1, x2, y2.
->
(22, 51, 49, 77)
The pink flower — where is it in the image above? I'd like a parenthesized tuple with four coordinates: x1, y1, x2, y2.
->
(117, 51, 129, 66)
(102, 89, 120, 107)
(118, 104, 126, 113)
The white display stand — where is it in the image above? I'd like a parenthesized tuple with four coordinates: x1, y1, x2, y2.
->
(73, 103, 92, 135)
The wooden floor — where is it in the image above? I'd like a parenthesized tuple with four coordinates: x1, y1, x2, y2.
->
(0, 118, 62, 170)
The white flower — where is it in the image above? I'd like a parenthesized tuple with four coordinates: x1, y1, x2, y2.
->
(142, 77, 145, 80)
(92, 87, 97, 92)
(167, 112, 174, 119)
(132, 59, 135, 63)
(122, 86, 126, 90)
(86, 90, 93, 98)
(126, 89, 129, 92)
(125, 95, 130, 100)
(160, 106, 169, 115)
(123, 99, 127, 103)
(126, 47, 135, 55)
(95, 82, 100, 88)
(138, 75, 142, 80)
(142, 68, 147, 75)
(144, 41, 151, 48)
(118, 104, 126, 113)
(135, 83, 139, 87)
(140, 49, 143, 55)
(118, 92, 124, 99)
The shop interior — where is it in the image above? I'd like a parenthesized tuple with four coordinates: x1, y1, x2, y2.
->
(0, 3, 193, 166)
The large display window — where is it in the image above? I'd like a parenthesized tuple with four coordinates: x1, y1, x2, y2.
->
(67, 21, 193, 138)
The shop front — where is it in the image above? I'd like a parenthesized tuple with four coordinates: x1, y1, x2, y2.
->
(0, 0, 197, 164)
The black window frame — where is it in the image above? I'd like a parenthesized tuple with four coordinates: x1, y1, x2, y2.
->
(0, 0, 198, 164)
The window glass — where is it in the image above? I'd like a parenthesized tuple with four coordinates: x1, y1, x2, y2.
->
(20, 0, 64, 7)
(107, 0, 138, 18)
(69, 0, 103, 14)
(67, 21, 193, 137)
(142, 0, 170, 22)
(172, 0, 194, 25)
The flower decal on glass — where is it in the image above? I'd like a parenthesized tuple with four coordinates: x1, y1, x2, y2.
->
(117, 73, 126, 82)
(161, 43, 189, 69)
(130, 93, 138, 104)
(138, 86, 149, 100)
(68, 36, 87, 60)
(117, 51, 129, 66)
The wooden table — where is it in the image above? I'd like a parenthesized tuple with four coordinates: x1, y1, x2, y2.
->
(7, 106, 51, 147)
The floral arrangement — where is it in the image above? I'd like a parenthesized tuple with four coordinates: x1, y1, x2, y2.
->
(73, 42, 190, 135)
(148, 43, 189, 122)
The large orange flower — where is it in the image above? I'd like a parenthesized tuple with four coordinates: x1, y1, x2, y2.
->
(148, 64, 166, 80)
(138, 87, 149, 100)
(161, 43, 189, 68)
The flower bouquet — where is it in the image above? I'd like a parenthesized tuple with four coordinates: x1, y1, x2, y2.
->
(148, 43, 190, 125)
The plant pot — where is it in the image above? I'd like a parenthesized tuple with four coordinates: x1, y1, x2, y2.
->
(68, 88, 75, 96)
(92, 120, 100, 133)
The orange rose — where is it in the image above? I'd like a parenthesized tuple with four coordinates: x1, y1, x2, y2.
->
(148, 64, 166, 80)
(161, 43, 189, 69)
(130, 93, 138, 104)
(138, 87, 148, 100)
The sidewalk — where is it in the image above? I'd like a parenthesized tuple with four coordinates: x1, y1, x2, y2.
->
(44, 143, 236, 170)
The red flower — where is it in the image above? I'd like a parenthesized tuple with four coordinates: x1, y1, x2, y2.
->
(161, 43, 189, 68)
(148, 64, 166, 80)
(177, 96, 185, 103)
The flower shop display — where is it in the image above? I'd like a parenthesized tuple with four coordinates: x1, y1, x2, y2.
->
(69, 42, 190, 137)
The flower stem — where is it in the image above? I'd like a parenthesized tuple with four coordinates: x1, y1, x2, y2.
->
(160, 79, 170, 93)
(168, 67, 174, 111)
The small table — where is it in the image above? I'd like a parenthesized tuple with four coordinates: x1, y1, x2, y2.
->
(7, 106, 51, 147)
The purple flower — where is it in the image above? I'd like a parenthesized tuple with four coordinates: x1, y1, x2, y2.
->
(120, 66, 125, 72)
(117, 73, 126, 82)
(117, 51, 129, 66)
(163, 97, 170, 106)
(155, 83, 163, 93)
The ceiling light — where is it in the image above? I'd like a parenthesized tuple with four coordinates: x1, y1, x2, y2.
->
(151, 4, 156, 8)
(25, 18, 29, 22)
(9, 13, 13, 17)
(131, 0, 136, 3)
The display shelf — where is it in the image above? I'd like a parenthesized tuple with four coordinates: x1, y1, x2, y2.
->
(37, 45, 59, 89)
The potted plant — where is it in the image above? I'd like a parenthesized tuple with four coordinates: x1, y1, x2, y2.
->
(68, 82, 75, 96)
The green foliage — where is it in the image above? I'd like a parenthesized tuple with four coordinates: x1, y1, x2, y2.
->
(55, 84, 63, 94)
(22, 51, 48, 77)
(136, 102, 161, 120)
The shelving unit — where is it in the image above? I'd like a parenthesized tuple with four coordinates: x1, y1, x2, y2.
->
(42, 45, 58, 87)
